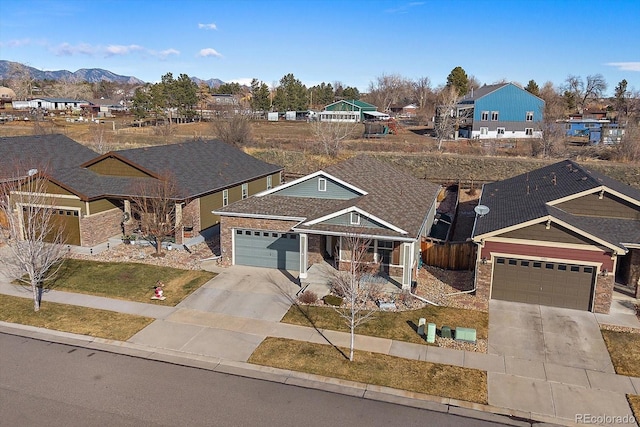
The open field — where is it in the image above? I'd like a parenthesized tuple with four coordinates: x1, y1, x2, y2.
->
(2, 117, 639, 188)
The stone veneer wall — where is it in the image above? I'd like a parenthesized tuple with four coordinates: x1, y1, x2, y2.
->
(307, 234, 324, 266)
(475, 260, 613, 314)
(80, 208, 122, 247)
(219, 216, 300, 267)
(630, 249, 640, 299)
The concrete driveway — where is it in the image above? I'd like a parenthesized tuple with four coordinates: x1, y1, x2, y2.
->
(488, 300, 614, 373)
(129, 265, 301, 361)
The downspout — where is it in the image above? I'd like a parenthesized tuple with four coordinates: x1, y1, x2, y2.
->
(409, 256, 439, 306)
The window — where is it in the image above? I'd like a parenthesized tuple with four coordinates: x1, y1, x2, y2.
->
(525, 128, 533, 136)
(491, 111, 499, 121)
(481, 111, 489, 121)
(583, 267, 594, 274)
(545, 263, 554, 269)
(497, 127, 505, 135)
(521, 261, 529, 267)
(533, 262, 542, 268)
(570, 266, 580, 272)
(241, 183, 248, 199)
(558, 265, 567, 271)
(508, 259, 517, 265)
(496, 258, 505, 264)
(350, 212, 360, 225)
(267, 175, 272, 190)
(318, 177, 327, 192)
(222, 189, 229, 207)
(526, 111, 534, 121)
(480, 127, 488, 135)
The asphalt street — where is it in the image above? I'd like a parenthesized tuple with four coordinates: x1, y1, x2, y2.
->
(0, 333, 502, 427)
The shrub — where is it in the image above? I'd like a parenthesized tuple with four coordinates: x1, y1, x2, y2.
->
(298, 290, 318, 304)
(323, 294, 343, 306)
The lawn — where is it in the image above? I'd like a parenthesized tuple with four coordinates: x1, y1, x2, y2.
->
(601, 329, 640, 377)
(0, 294, 153, 340)
(249, 337, 487, 404)
(628, 395, 640, 425)
(48, 259, 215, 306)
(281, 303, 488, 345)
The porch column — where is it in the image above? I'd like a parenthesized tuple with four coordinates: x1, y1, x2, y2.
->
(299, 233, 308, 279)
(123, 200, 131, 222)
(174, 202, 183, 244)
(402, 242, 413, 290)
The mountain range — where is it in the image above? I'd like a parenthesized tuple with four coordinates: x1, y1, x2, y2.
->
(0, 60, 225, 87)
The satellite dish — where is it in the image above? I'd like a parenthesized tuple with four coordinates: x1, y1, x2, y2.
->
(474, 205, 490, 217)
(27, 168, 38, 176)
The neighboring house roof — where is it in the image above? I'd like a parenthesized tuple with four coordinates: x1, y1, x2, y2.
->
(0, 135, 283, 201)
(457, 82, 543, 105)
(472, 159, 640, 251)
(36, 97, 89, 103)
(217, 155, 440, 240)
(324, 99, 377, 111)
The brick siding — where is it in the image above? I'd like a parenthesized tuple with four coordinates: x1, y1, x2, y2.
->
(80, 208, 122, 247)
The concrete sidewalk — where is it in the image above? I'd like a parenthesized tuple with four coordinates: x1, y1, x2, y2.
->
(0, 277, 638, 426)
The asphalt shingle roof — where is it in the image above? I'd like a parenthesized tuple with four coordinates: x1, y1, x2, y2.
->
(218, 155, 440, 239)
(1, 135, 283, 201)
(473, 159, 640, 249)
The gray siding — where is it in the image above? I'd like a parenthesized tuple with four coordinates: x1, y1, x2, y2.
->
(274, 176, 360, 200)
(323, 212, 388, 229)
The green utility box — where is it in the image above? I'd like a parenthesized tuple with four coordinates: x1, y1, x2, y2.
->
(426, 323, 436, 343)
(440, 325, 452, 339)
(454, 327, 477, 344)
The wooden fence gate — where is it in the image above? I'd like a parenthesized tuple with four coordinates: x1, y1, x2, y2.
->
(421, 240, 476, 271)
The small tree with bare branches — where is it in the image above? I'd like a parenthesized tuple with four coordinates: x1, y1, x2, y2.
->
(330, 230, 381, 361)
(433, 86, 460, 150)
(213, 115, 253, 147)
(0, 170, 67, 311)
(311, 117, 359, 158)
(130, 175, 181, 256)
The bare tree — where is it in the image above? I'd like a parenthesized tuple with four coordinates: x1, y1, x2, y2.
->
(433, 86, 460, 150)
(88, 121, 111, 154)
(563, 74, 607, 113)
(614, 120, 640, 162)
(330, 231, 381, 361)
(0, 170, 67, 312)
(534, 82, 565, 158)
(213, 115, 253, 147)
(130, 175, 182, 256)
(311, 117, 359, 157)
(366, 74, 412, 112)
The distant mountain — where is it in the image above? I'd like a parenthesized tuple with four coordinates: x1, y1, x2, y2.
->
(0, 60, 145, 84)
(0, 61, 229, 89)
(190, 76, 225, 88)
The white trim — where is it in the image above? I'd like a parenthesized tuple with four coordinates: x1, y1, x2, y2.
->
(350, 211, 360, 225)
(241, 183, 248, 200)
(253, 171, 368, 197)
(222, 189, 229, 207)
(473, 215, 625, 253)
(212, 211, 306, 222)
(292, 227, 417, 242)
(623, 243, 640, 249)
(303, 206, 408, 234)
(318, 177, 327, 192)
(547, 186, 640, 208)
(299, 233, 308, 279)
(12, 191, 81, 200)
(486, 236, 607, 252)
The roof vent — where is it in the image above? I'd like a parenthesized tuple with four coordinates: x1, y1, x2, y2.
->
(27, 168, 38, 176)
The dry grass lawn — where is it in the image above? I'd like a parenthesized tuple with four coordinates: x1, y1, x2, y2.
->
(0, 294, 153, 341)
(628, 395, 640, 425)
(249, 337, 487, 404)
(50, 259, 215, 306)
(282, 304, 488, 345)
(601, 330, 640, 377)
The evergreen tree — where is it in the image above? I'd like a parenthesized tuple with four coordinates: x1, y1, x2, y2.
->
(446, 66, 469, 96)
(614, 79, 628, 116)
(525, 79, 540, 97)
(250, 78, 271, 112)
(342, 86, 360, 100)
(272, 73, 308, 111)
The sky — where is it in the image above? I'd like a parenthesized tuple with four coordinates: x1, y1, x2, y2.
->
(1, 0, 639, 95)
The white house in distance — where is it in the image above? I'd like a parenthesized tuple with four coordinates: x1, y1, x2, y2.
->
(12, 97, 88, 111)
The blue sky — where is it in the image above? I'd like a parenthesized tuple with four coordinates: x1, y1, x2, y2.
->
(1, 0, 639, 95)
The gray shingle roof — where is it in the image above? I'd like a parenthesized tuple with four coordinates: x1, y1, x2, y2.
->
(110, 140, 282, 198)
(473, 159, 640, 249)
(0, 135, 283, 201)
(218, 155, 440, 239)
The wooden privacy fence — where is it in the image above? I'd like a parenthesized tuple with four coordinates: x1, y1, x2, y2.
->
(421, 240, 477, 271)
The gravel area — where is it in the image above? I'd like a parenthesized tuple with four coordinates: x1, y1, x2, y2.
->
(67, 240, 219, 270)
(414, 265, 488, 312)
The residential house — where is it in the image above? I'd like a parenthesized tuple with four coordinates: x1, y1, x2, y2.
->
(12, 97, 89, 111)
(319, 100, 389, 122)
(472, 160, 640, 313)
(215, 155, 440, 290)
(456, 83, 545, 139)
(0, 135, 283, 247)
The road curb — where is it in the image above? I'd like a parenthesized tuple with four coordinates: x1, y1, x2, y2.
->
(0, 322, 567, 427)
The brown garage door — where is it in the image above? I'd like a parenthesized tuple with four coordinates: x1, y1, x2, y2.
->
(491, 257, 595, 311)
(22, 207, 81, 246)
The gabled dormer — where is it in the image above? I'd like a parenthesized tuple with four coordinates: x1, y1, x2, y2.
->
(259, 171, 366, 200)
(81, 153, 157, 178)
(550, 188, 640, 220)
(302, 206, 408, 234)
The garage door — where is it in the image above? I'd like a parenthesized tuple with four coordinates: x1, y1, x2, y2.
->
(491, 257, 595, 311)
(22, 207, 81, 246)
(234, 229, 300, 271)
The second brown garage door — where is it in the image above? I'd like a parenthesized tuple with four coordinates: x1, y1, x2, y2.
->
(491, 257, 595, 311)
